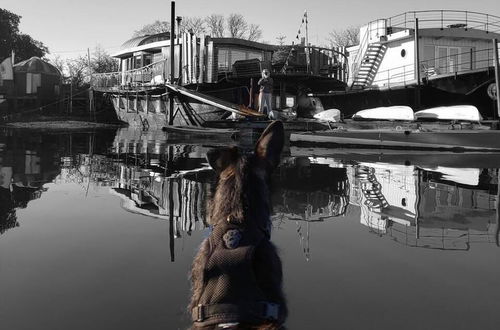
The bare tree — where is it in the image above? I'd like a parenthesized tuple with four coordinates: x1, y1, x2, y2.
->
(132, 14, 262, 41)
(227, 13, 247, 39)
(247, 24, 262, 42)
(181, 17, 206, 35)
(66, 55, 89, 88)
(91, 45, 119, 73)
(327, 26, 360, 48)
(205, 14, 225, 37)
(49, 55, 66, 75)
(133, 20, 169, 37)
(275, 34, 287, 46)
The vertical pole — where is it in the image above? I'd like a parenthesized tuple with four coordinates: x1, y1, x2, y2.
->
(176, 16, 182, 84)
(168, 1, 175, 126)
(170, 1, 175, 84)
(69, 79, 73, 115)
(414, 168, 421, 240)
(470, 48, 473, 70)
(414, 18, 421, 109)
(493, 39, 500, 118)
(305, 10, 310, 74)
(87, 48, 93, 120)
(495, 169, 500, 246)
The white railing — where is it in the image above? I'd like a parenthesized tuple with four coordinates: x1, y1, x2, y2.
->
(91, 60, 166, 89)
(369, 45, 500, 88)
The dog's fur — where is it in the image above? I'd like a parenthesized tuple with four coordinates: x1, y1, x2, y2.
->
(189, 121, 287, 330)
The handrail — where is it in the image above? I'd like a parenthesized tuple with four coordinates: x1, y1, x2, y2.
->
(369, 47, 498, 88)
(350, 26, 371, 86)
(383, 10, 500, 33)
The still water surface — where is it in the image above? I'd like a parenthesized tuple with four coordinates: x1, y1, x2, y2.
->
(1, 128, 499, 330)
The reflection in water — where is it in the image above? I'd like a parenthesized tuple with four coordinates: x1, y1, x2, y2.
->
(4, 127, 497, 255)
(0, 129, 116, 234)
(346, 162, 498, 250)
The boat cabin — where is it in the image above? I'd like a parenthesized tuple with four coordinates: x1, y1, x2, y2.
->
(347, 10, 500, 89)
(93, 31, 347, 90)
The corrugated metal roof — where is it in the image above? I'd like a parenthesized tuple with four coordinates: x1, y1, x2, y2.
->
(120, 32, 171, 49)
(13, 57, 60, 76)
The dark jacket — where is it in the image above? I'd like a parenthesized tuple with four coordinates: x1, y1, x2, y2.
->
(258, 77, 273, 93)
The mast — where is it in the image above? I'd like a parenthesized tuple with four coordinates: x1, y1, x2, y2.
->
(305, 10, 310, 73)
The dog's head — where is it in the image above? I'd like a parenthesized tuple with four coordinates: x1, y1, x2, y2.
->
(206, 121, 284, 231)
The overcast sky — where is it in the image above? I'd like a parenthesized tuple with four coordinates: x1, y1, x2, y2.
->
(2, 0, 500, 60)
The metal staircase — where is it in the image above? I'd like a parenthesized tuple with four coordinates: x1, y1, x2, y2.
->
(356, 167, 389, 211)
(351, 43, 387, 90)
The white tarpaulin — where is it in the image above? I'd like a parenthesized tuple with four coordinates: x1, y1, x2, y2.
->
(0, 57, 14, 85)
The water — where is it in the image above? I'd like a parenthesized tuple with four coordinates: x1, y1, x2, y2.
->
(1, 128, 499, 330)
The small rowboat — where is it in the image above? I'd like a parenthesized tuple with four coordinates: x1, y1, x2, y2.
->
(352, 106, 415, 121)
(415, 105, 482, 121)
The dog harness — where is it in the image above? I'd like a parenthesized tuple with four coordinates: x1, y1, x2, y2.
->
(191, 216, 284, 327)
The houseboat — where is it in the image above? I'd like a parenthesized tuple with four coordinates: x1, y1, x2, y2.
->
(317, 10, 500, 119)
(91, 32, 347, 129)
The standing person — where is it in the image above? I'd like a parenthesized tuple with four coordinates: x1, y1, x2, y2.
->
(258, 69, 273, 117)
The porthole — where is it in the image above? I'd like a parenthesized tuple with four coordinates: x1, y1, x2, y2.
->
(401, 49, 406, 57)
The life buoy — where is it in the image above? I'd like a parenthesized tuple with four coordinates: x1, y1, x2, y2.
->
(487, 83, 497, 100)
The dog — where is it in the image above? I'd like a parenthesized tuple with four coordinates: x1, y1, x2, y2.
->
(189, 121, 287, 329)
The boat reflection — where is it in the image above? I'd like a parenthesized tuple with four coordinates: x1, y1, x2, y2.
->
(345, 159, 499, 250)
(0, 129, 117, 235)
(2, 127, 499, 256)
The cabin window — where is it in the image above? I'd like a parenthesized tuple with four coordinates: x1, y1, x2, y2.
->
(247, 51, 263, 61)
(134, 55, 142, 69)
(218, 48, 230, 71)
(400, 49, 406, 57)
(144, 54, 153, 66)
(449, 47, 459, 73)
(231, 50, 247, 63)
(436, 47, 448, 74)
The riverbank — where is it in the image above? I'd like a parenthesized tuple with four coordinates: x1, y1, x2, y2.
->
(0, 114, 126, 130)
(1, 120, 125, 129)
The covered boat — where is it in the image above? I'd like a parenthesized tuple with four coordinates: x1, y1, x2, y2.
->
(415, 105, 482, 121)
(352, 106, 415, 121)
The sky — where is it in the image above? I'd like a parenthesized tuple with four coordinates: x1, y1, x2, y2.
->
(2, 0, 500, 60)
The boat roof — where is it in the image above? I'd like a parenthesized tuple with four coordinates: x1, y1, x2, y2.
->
(113, 32, 276, 58)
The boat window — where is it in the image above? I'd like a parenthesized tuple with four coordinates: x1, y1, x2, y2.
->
(400, 49, 406, 57)
(144, 54, 153, 67)
(231, 49, 247, 64)
(247, 51, 263, 61)
(449, 47, 459, 73)
(437, 47, 447, 74)
(217, 48, 230, 71)
(134, 55, 142, 69)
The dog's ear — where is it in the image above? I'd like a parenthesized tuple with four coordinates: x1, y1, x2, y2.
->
(207, 147, 239, 173)
(255, 120, 285, 170)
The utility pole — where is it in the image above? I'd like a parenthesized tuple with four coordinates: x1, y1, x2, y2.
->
(414, 18, 421, 109)
(168, 1, 176, 126)
(87, 48, 94, 120)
